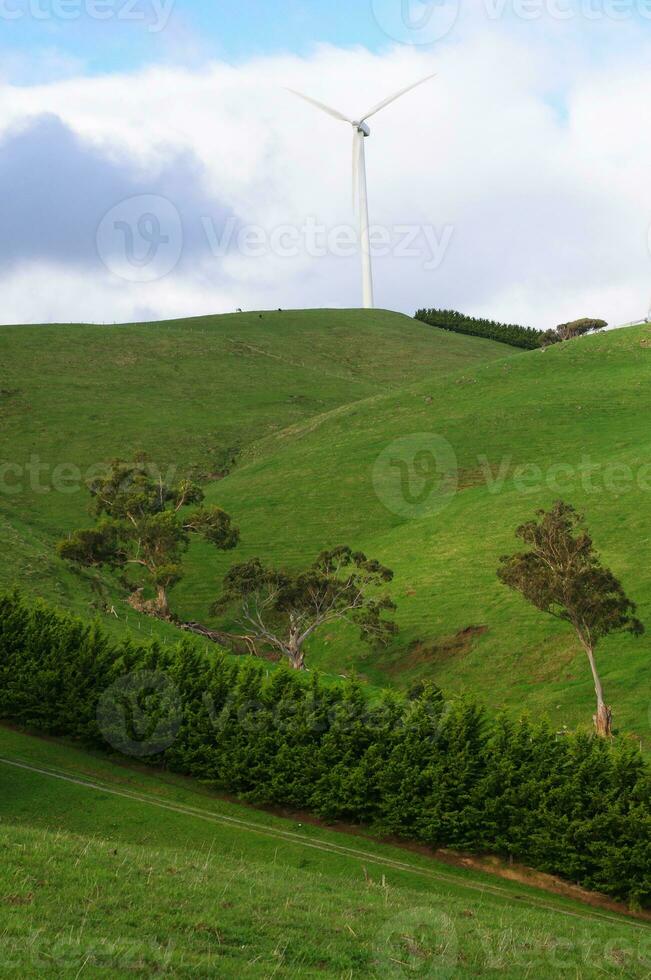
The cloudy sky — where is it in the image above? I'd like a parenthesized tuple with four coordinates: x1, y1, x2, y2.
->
(2, 1, 651, 328)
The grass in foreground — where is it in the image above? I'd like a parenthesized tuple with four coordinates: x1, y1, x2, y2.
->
(0, 727, 649, 977)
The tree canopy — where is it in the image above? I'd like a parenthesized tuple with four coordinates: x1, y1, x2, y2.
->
(542, 318, 608, 345)
(213, 545, 397, 669)
(58, 456, 239, 618)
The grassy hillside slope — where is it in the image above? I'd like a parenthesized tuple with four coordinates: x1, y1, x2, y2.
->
(186, 323, 651, 740)
(1, 727, 647, 977)
(2, 310, 650, 741)
(0, 309, 510, 620)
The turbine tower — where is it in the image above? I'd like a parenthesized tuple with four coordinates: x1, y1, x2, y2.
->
(288, 73, 436, 310)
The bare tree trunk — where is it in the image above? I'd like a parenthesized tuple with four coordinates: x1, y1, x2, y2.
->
(155, 585, 170, 620)
(593, 701, 613, 738)
(581, 638, 612, 737)
(286, 633, 306, 670)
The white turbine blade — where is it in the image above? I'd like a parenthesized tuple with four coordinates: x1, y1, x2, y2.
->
(359, 72, 437, 122)
(285, 88, 352, 124)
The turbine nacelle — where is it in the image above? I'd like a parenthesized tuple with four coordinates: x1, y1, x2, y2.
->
(354, 121, 371, 137)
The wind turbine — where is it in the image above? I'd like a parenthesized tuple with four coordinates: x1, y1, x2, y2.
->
(287, 73, 436, 310)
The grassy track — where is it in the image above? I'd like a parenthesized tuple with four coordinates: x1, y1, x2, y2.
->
(0, 727, 648, 978)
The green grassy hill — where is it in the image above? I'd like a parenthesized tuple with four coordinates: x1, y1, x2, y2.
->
(1, 726, 647, 977)
(190, 321, 651, 739)
(1, 309, 650, 740)
(0, 309, 509, 618)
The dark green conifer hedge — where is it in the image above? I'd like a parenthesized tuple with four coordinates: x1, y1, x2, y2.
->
(1, 592, 649, 907)
(415, 308, 544, 349)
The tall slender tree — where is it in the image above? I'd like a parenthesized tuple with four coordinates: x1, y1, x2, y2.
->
(498, 501, 644, 737)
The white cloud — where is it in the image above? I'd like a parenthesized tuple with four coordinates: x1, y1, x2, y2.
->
(1, 25, 650, 328)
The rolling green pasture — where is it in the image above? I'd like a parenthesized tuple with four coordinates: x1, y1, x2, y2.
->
(0, 308, 508, 621)
(1, 309, 650, 740)
(0, 726, 648, 978)
(186, 321, 651, 741)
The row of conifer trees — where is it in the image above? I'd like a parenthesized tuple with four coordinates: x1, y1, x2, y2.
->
(0, 590, 648, 908)
(415, 308, 544, 349)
